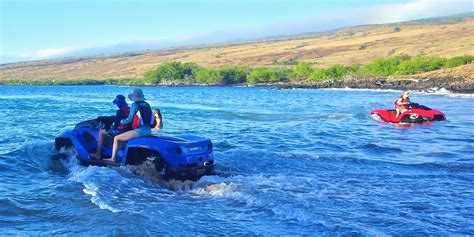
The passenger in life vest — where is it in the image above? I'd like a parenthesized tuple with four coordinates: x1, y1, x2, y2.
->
(395, 90, 411, 117)
(89, 94, 131, 159)
(153, 108, 163, 130)
(106, 88, 155, 162)
(132, 108, 163, 130)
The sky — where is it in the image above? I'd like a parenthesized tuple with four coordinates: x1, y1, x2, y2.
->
(0, 0, 472, 64)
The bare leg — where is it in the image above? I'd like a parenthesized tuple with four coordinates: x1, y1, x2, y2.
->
(106, 130, 140, 162)
(395, 108, 400, 117)
(96, 129, 107, 158)
(90, 129, 106, 159)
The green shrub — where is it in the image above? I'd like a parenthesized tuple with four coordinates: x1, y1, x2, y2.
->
(143, 61, 195, 84)
(396, 56, 446, 75)
(193, 67, 221, 84)
(182, 62, 199, 81)
(361, 54, 473, 77)
(218, 66, 248, 84)
(291, 62, 314, 80)
(444, 55, 474, 68)
(247, 67, 290, 83)
(361, 54, 410, 76)
(309, 65, 359, 81)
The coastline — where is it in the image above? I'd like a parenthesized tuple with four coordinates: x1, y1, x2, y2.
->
(273, 77, 474, 94)
(2, 55, 472, 94)
(2, 77, 473, 95)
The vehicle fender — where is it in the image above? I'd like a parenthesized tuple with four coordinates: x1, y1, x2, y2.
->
(57, 130, 90, 160)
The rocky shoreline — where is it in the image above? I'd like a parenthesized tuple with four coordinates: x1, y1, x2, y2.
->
(2, 73, 473, 94)
(3, 78, 473, 94)
(275, 63, 474, 93)
(274, 77, 474, 94)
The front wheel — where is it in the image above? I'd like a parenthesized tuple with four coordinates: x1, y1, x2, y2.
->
(55, 138, 73, 151)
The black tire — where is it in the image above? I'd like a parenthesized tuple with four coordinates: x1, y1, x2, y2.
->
(149, 155, 166, 173)
(55, 138, 73, 151)
(126, 148, 170, 176)
(400, 114, 423, 123)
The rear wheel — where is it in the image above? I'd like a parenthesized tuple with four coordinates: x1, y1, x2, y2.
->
(126, 148, 169, 175)
(148, 154, 167, 175)
(400, 114, 423, 123)
(409, 114, 423, 123)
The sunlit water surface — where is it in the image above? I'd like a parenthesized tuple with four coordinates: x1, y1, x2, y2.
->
(0, 86, 473, 235)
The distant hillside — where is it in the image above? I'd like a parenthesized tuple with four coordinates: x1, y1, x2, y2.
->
(1, 13, 473, 81)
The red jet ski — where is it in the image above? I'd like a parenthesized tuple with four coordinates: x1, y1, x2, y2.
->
(370, 103, 446, 123)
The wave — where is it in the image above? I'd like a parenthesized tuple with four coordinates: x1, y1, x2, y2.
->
(0, 94, 113, 103)
(0, 198, 45, 216)
(201, 174, 332, 226)
(192, 175, 242, 197)
(82, 182, 121, 213)
(359, 143, 403, 154)
(56, 147, 243, 213)
(57, 149, 122, 213)
(419, 87, 474, 98)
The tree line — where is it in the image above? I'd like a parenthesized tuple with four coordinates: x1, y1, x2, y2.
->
(3, 54, 473, 86)
(139, 54, 474, 85)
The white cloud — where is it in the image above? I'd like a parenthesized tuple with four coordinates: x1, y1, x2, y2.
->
(34, 47, 77, 58)
(1, 46, 81, 64)
(365, 0, 472, 23)
(259, 0, 472, 36)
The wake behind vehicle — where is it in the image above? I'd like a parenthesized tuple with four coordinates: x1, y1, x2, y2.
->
(55, 116, 214, 180)
(370, 103, 446, 123)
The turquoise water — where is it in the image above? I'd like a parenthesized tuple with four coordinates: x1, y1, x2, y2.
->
(0, 86, 473, 235)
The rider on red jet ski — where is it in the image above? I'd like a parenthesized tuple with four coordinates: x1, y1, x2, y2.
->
(395, 91, 411, 117)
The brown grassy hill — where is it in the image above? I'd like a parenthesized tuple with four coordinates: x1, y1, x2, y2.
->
(1, 16, 473, 81)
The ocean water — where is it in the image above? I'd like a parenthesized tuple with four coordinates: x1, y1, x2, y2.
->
(0, 86, 473, 235)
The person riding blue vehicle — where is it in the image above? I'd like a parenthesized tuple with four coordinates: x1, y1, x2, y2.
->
(90, 94, 131, 159)
(56, 88, 214, 180)
(105, 88, 155, 162)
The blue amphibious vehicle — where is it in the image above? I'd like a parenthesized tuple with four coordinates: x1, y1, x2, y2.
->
(55, 116, 214, 180)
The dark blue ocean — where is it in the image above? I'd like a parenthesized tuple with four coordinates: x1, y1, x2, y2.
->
(0, 86, 473, 235)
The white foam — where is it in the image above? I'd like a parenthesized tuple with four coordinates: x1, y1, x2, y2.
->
(125, 160, 163, 184)
(418, 87, 474, 98)
(58, 148, 122, 213)
(191, 181, 241, 198)
(83, 183, 121, 213)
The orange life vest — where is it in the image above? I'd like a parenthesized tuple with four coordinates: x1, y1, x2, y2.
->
(395, 98, 410, 110)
